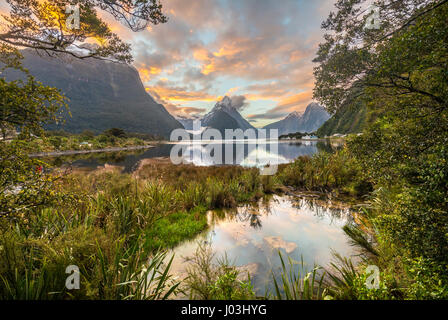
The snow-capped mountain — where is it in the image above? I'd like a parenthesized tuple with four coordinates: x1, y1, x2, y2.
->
(264, 103, 330, 135)
(202, 96, 255, 131)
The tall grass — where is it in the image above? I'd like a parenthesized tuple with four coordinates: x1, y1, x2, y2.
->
(0, 162, 279, 299)
(95, 238, 179, 300)
(323, 253, 360, 300)
(0, 225, 180, 299)
(269, 251, 326, 300)
(4, 154, 375, 300)
(183, 241, 255, 300)
(277, 150, 372, 198)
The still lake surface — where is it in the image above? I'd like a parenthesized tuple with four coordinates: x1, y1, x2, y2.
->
(170, 195, 355, 296)
(46, 140, 341, 172)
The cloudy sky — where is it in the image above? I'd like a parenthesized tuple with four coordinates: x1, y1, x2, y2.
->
(1, 0, 336, 127)
(102, 0, 338, 127)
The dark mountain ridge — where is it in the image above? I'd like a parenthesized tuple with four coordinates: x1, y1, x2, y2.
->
(3, 50, 182, 138)
(264, 103, 330, 135)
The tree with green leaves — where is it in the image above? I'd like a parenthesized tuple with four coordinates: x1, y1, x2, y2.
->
(314, 0, 448, 191)
(0, 46, 68, 219)
(314, 0, 447, 114)
(0, 0, 168, 219)
(0, 49, 67, 139)
(0, 0, 167, 63)
(314, 0, 448, 298)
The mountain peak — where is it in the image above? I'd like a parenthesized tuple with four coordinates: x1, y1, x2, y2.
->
(306, 102, 325, 111)
(214, 96, 233, 110)
(221, 96, 232, 105)
(264, 102, 330, 135)
(286, 111, 303, 119)
(203, 96, 254, 131)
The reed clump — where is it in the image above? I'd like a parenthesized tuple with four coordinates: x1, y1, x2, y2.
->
(0, 162, 278, 299)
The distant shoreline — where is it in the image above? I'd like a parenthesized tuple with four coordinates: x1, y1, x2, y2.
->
(28, 137, 344, 158)
(278, 137, 345, 142)
(29, 145, 155, 158)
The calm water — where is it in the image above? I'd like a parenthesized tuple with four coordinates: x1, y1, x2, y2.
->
(46, 140, 341, 172)
(46, 140, 352, 295)
(169, 195, 355, 295)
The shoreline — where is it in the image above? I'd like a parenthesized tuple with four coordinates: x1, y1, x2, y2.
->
(28, 144, 155, 158)
(279, 137, 346, 142)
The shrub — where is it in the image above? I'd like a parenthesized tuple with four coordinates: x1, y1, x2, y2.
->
(184, 242, 255, 300)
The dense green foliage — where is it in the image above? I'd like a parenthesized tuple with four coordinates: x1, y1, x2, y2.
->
(184, 242, 256, 300)
(2, 0, 448, 301)
(24, 129, 155, 154)
(316, 101, 369, 137)
(0, 0, 167, 63)
(0, 49, 67, 220)
(310, 0, 448, 299)
(277, 150, 373, 198)
(0, 161, 279, 299)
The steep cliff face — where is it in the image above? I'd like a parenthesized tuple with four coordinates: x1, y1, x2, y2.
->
(4, 50, 182, 137)
(316, 101, 369, 137)
(263, 111, 303, 136)
(297, 103, 331, 133)
(264, 103, 330, 135)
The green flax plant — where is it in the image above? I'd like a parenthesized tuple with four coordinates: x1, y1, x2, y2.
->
(269, 251, 326, 300)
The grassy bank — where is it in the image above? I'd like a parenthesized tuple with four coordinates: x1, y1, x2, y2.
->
(0, 161, 280, 299)
(1, 142, 447, 300)
(21, 129, 159, 154)
(277, 149, 373, 200)
(278, 141, 448, 300)
(0, 144, 375, 300)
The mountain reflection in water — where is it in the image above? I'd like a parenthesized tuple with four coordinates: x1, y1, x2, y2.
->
(45, 140, 342, 172)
